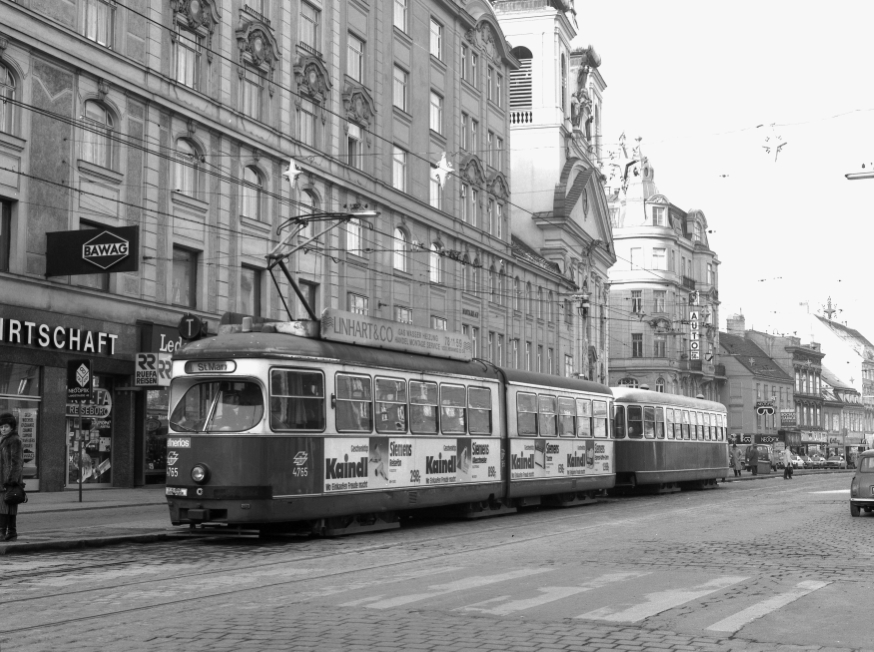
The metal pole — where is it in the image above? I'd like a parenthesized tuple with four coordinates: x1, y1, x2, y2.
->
(78, 400, 83, 503)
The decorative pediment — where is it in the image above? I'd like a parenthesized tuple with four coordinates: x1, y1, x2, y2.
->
(488, 171, 510, 200)
(236, 19, 279, 76)
(294, 55, 332, 104)
(342, 81, 376, 127)
(466, 22, 500, 61)
(459, 154, 487, 187)
(171, 0, 220, 60)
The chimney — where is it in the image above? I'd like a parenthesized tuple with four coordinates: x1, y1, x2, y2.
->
(726, 313, 745, 335)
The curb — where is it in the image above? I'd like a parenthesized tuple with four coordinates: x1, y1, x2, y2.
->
(0, 531, 181, 555)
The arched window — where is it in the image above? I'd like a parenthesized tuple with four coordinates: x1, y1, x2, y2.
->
(619, 377, 639, 388)
(0, 63, 16, 134)
(174, 138, 199, 196)
(82, 101, 114, 168)
(393, 227, 407, 271)
(656, 377, 665, 393)
(509, 46, 532, 120)
(430, 243, 442, 283)
(489, 265, 496, 301)
(514, 277, 520, 311)
(241, 166, 263, 220)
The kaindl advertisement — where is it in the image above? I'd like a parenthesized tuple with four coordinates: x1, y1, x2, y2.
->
(510, 438, 612, 480)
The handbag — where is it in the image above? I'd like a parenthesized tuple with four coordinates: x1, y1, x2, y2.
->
(4, 482, 27, 505)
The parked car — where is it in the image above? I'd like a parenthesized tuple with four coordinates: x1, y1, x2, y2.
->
(795, 454, 812, 469)
(826, 455, 847, 469)
(809, 454, 827, 469)
(849, 451, 874, 516)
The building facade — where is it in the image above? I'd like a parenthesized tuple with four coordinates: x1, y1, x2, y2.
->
(494, 0, 615, 383)
(606, 145, 722, 399)
(0, 0, 596, 491)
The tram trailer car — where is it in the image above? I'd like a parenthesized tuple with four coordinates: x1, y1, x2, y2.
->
(611, 387, 729, 492)
(164, 321, 615, 535)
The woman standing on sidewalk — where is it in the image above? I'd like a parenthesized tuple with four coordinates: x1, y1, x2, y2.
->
(0, 412, 23, 541)
(782, 446, 794, 480)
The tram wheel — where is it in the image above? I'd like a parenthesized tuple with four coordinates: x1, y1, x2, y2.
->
(850, 503, 861, 517)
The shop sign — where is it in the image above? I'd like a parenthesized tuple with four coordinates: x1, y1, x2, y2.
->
(321, 308, 472, 361)
(828, 435, 845, 445)
(0, 318, 119, 355)
(780, 410, 797, 427)
(45, 226, 139, 276)
(801, 430, 827, 444)
(66, 387, 112, 419)
(755, 434, 780, 445)
(135, 352, 172, 387)
(755, 400, 775, 416)
(145, 324, 185, 354)
(66, 359, 92, 402)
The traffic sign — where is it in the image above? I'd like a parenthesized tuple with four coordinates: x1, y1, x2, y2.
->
(178, 313, 204, 341)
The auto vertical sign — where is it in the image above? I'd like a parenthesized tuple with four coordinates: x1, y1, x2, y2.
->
(688, 291, 700, 360)
(66, 359, 93, 402)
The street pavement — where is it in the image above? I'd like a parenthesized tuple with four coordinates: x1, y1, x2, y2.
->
(0, 468, 850, 555)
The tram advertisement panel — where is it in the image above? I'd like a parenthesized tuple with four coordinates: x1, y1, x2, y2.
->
(323, 437, 500, 492)
(510, 439, 613, 479)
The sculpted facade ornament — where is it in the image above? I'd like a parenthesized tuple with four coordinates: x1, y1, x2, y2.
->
(170, 0, 221, 62)
(342, 80, 376, 127)
(236, 18, 279, 81)
(294, 55, 332, 104)
(466, 22, 499, 61)
(488, 171, 510, 200)
(459, 154, 487, 187)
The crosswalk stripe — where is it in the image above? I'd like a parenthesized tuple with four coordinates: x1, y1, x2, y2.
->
(459, 572, 650, 616)
(706, 580, 830, 632)
(576, 576, 748, 622)
(361, 568, 546, 610)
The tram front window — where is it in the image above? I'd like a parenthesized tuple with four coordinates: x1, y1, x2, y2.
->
(170, 381, 264, 433)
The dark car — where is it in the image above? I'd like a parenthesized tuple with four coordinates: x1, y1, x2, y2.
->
(850, 451, 874, 516)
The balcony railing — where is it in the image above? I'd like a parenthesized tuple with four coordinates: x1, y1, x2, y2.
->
(510, 109, 533, 125)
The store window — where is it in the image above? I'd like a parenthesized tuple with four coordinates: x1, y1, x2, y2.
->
(67, 374, 114, 486)
(144, 388, 169, 484)
(0, 362, 41, 487)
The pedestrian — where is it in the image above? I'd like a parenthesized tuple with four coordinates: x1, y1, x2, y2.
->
(0, 412, 23, 541)
(731, 443, 743, 477)
(749, 445, 759, 476)
(782, 446, 793, 480)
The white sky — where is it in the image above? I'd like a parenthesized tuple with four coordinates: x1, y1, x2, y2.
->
(575, 0, 874, 337)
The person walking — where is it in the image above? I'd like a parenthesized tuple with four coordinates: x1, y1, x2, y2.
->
(731, 443, 743, 477)
(782, 446, 793, 480)
(0, 412, 23, 541)
(749, 445, 759, 476)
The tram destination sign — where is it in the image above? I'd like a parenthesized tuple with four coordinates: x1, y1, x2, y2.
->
(321, 309, 472, 361)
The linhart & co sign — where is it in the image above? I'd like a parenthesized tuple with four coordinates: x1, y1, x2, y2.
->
(46, 226, 139, 276)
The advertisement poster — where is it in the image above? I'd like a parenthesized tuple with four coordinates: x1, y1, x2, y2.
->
(322, 437, 501, 493)
(18, 409, 37, 475)
(511, 438, 613, 479)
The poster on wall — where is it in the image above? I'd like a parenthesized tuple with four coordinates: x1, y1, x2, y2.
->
(17, 409, 37, 476)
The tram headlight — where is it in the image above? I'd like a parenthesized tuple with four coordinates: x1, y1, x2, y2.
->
(191, 464, 210, 484)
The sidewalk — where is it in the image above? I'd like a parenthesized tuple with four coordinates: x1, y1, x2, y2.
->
(0, 485, 176, 555)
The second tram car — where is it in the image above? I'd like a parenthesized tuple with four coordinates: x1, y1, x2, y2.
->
(611, 387, 729, 491)
(164, 311, 615, 535)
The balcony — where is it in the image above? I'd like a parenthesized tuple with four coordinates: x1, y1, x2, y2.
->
(682, 276, 696, 290)
(510, 109, 533, 125)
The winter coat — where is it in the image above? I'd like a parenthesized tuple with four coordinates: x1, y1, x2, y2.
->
(782, 448, 793, 467)
(0, 430, 23, 487)
(733, 447, 744, 470)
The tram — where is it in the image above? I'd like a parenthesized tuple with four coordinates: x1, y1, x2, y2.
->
(611, 387, 729, 492)
(164, 309, 615, 535)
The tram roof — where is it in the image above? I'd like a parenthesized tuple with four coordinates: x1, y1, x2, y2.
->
(175, 331, 504, 380)
(502, 369, 612, 396)
(611, 387, 726, 411)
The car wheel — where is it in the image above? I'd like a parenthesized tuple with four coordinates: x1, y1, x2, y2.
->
(851, 503, 861, 517)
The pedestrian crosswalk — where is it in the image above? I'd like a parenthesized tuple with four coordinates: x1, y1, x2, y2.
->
(330, 566, 832, 634)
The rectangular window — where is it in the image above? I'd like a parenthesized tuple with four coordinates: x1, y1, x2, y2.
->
(652, 206, 665, 226)
(347, 292, 368, 315)
(496, 203, 504, 239)
(487, 67, 494, 102)
(653, 290, 666, 313)
(547, 348, 554, 375)
(471, 52, 479, 86)
(460, 184, 468, 223)
(440, 384, 467, 434)
(347, 123, 362, 169)
(394, 305, 413, 324)
(464, 325, 479, 358)
(538, 394, 556, 436)
(652, 248, 666, 270)
(175, 30, 201, 89)
(469, 387, 492, 435)
(707, 263, 714, 285)
(393, 0, 407, 32)
(632, 333, 643, 358)
(471, 119, 479, 151)
(240, 266, 262, 317)
(410, 380, 438, 434)
(171, 246, 197, 307)
(393, 66, 408, 111)
(241, 67, 263, 120)
(564, 354, 573, 378)
(83, 0, 113, 47)
(347, 34, 364, 83)
(461, 113, 469, 150)
(631, 290, 642, 313)
(537, 345, 543, 373)
(487, 130, 494, 167)
(270, 369, 325, 431)
(656, 407, 665, 439)
(429, 91, 443, 134)
(461, 45, 468, 81)
(644, 406, 656, 439)
(509, 339, 519, 368)
(0, 200, 11, 272)
(525, 341, 531, 371)
(517, 392, 537, 436)
(392, 145, 407, 192)
(429, 174, 441, 209)
(577, 399, 592, 437)
(300, 2, 320, 52)
(557, 397, 575, 437)
(592, 400, 608, 438)
(298, 99, 317, 147)
(430, 19, 442, 59)
(299, 281, 318, 315)
(336, 373, 372, 432)
(470, 188, 479, 227)
(654, 334, 666, 357)
(375, 377, 407, 433)
(430, 316, 447, 330)
(496, 73, 503, 107)
(496, 137, 504, 172)
(497, 334, 504, 366)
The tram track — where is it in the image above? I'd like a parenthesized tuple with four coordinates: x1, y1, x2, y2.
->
(0, 479, 820, 637)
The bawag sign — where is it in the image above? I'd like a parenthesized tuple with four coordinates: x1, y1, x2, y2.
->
(46, 226, 139, 276)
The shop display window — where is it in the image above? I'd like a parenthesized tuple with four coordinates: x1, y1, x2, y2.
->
(0, 362, 41, 482)
(67, 374, 114, 486)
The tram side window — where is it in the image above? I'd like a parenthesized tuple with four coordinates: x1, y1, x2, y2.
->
(697, 411, 705, 440)
(708, 413, 715, 441)
(468, 387, 492, 435)
(441, 384, 467, 434)
(376, 377, 407, 434)
(666, 408, 675, 439)
(336, 373, 373, 432)
(718, 414, 725, 441)
(558, 397, 575, 437)
(578, 398, 593, 437)
(539, 395, 557, 436)
(627, 405, 643, 439)
(613, 404, 626, 439)
(682, 410, 691, 440)
(410, 380, 438, 434)
(270, 369, 325, 431)
(643, 406, 655, 439)
(593, 400, 608, 438)
(517, 392, 538, 436)
(655, 407, 665, 439)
